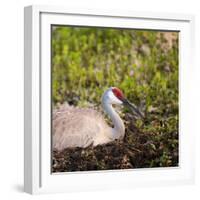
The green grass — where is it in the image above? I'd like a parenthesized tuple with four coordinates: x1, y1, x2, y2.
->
(52, 26, 178, 169)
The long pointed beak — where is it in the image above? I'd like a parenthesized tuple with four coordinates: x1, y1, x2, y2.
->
(122, 98, 144, 119)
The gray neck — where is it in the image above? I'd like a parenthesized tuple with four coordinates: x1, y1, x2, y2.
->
(102, 101, 125, 139)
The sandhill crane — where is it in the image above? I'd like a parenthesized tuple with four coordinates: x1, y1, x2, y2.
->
(53, 87, 143, 151)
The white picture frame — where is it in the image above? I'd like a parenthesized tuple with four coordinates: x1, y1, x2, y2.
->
(24, 5, 195, 194)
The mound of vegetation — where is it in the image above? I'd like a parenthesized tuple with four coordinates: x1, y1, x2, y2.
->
(52, 112, 178, 172)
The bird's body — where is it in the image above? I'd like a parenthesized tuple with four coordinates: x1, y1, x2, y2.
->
(53, 104, 115, 150)
(53, 87, 142, 151)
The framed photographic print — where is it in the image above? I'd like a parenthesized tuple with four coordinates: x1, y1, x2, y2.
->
(24, 5, 195, 194)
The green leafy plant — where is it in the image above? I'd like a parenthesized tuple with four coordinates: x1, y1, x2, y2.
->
(52, 26, 178, 170)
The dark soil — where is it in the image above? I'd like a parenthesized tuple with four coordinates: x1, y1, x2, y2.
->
(52, 114, 178, 173)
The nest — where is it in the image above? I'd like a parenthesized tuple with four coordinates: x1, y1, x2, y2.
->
(52, 117, 178, 172)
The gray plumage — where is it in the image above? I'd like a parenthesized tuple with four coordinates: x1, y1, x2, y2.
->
(53, 103, 112, 150)
(52, 87, 142, 151)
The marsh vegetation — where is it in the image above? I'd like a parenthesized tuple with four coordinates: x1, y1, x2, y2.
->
(52, 26, 178, 172)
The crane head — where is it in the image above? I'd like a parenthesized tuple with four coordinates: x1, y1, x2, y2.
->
(103, 87, 144, 118)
